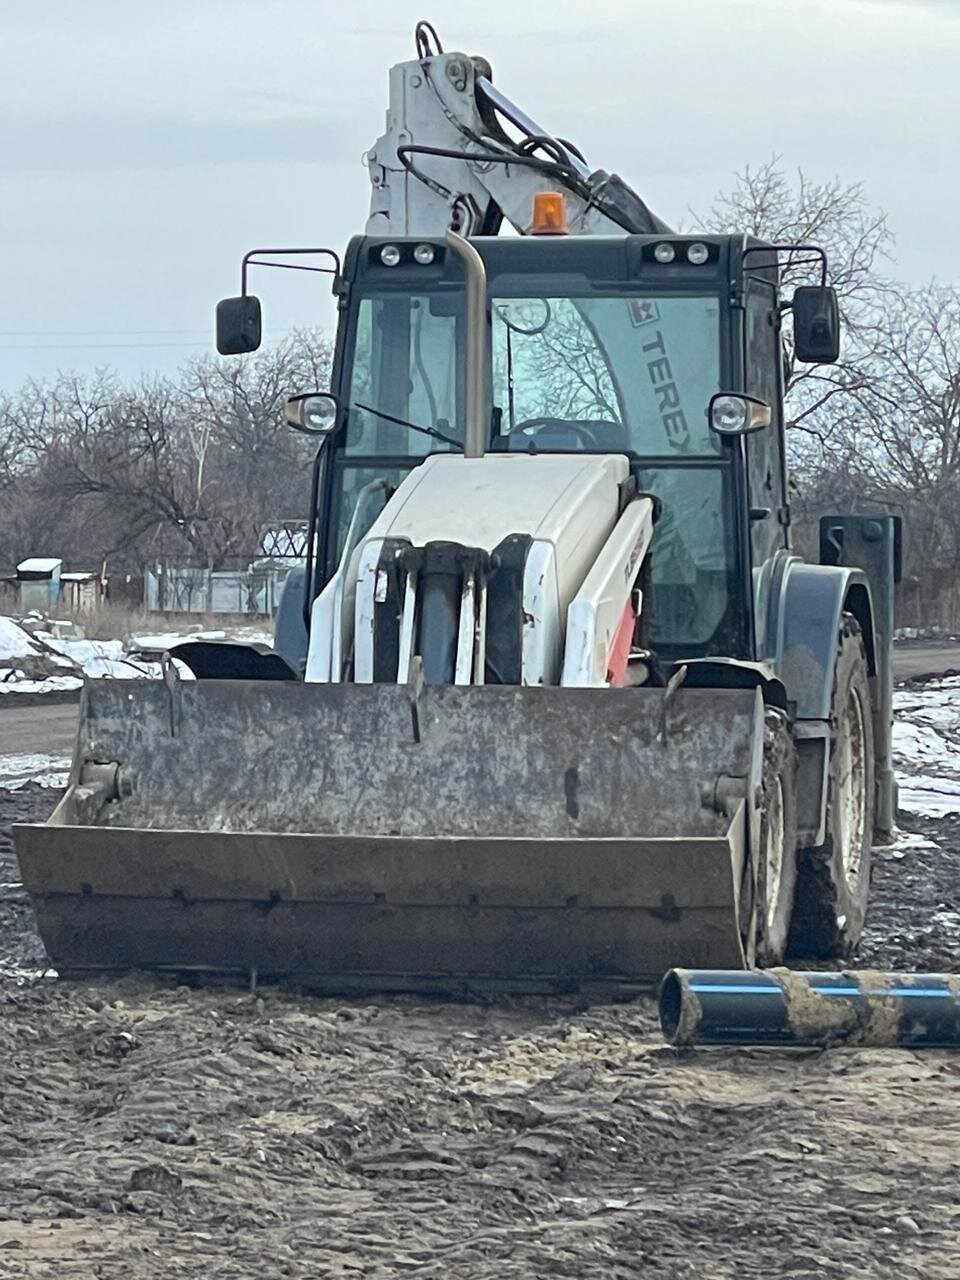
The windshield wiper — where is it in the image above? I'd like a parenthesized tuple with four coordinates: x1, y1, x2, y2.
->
(353, 402, 462, 450)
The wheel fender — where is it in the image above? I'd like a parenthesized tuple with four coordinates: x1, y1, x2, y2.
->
(773, 560, 875, 722)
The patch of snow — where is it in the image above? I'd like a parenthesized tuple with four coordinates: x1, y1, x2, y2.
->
(0, 753, 71, 790)
(16, 557, 61, 574)
(38, 634, 123, 666)
(896, 776, 960, 819)
(40, 634, 157, 678)
(893, 676, 960, 817)
(125, 630, 226, 654)
(890, 830, 939, 850)
(0, 617, 40, 660)
(225, 625, 275, 647)
(0, 676, 82, 696)
(892, 720, 957, 771)
(0, 616, 170, 692)
(82, 656, 158, 679)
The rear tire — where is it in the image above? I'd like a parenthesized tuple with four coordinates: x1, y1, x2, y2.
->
(756, 709, 798, 965)
(788, 614, 875, 958)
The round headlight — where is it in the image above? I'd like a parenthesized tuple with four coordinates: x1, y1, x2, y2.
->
(653, 242, 676, 264)
(303, 397, 338, 433)
(380, 244, 401, 267)
(687, 242, 710, 265)
(710, 395, 749, 434)
(413, 243, 436, 265)
(285, 393, 340, 435)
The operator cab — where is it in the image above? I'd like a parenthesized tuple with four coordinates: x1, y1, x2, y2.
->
(216, 231, 839, 665)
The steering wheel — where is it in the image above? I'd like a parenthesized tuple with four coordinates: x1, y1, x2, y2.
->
(514, 418, 599, 449)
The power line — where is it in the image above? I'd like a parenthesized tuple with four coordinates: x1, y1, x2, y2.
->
(0, 325, 307, 338)
(0, 327, 305, 352)
(0, 341, 211, 351)
(0, 328, 214, 337)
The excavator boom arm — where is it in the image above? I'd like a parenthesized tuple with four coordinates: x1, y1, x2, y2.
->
(365, 39, 669, 238)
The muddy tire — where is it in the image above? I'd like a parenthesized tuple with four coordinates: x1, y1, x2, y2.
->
(756, 709, 798, 965)
(788, 615, 875, 958)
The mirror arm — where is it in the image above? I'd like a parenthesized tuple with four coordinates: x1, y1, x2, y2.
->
(742, 243, 828, 287)
(241, 248, 342, 296)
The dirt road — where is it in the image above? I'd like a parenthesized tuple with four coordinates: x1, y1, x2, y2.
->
(2, 779, 960, 1277)
(0, 700, 78, 758)
(894, 643, 960, 681)
(2, 658, 960, 1277)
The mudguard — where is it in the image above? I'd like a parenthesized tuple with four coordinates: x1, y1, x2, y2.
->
(773, 560, 875, 723)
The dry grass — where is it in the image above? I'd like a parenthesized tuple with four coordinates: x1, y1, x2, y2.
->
(51, 602, 266, 641)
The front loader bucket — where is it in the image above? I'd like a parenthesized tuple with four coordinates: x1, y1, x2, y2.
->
(15, 679, 764, 992)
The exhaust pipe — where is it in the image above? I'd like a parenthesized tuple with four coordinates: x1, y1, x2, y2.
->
(661, 968, 960, 1049)
(445, 230, 488, 459)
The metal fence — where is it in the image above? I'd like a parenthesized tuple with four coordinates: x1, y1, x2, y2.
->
(144, 562, 295, 615)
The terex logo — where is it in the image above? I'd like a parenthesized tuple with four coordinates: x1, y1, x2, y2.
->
(641, 329, 690, 452)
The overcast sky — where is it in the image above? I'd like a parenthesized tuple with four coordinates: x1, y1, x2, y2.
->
(0, 0, 955, 391)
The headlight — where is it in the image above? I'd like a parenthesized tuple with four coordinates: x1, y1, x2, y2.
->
(653, 242, 676, 264)
(285, 392, 340, 436)
(711, 395, 749, 433)
(380, 244, 401, 267)
(687, 242, 710, 264)
(708, 393, 773, 436)
(413, 243, 436, 265)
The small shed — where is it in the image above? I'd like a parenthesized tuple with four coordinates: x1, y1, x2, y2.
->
(17, 558, 63, 612)
(60, 571, 104, 615)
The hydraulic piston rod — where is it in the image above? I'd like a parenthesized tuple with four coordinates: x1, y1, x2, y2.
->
(661, 968, 960, 1049)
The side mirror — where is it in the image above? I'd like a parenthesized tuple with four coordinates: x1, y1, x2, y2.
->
(285, 391, 340, 436)
(792, 285, 840, 364)
(708, 393, 772, 437)
(216, 295, 262, 355)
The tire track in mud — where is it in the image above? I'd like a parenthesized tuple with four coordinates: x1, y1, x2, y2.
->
(3, 785, 960, 1278)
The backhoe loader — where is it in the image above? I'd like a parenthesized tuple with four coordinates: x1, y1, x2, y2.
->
(15, 24, 899, 992)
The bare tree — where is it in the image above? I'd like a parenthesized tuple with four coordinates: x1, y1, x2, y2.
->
(696, 158, 894, 447)
(0, 333, 333, 575)
(841, 285, 960, 567)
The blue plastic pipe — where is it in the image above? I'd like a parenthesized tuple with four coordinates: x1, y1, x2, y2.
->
(660, 969, 960, 1048)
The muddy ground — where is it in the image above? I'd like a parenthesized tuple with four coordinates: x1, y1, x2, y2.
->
(2, 784, 960, 1277)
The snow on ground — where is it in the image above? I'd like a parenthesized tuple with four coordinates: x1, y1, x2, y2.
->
(36, 633, 158, 680)
(0, 674, 83, 696)
(893, 676, 960, 817)
(0, 754, 71, 790)
(0, 615, 273, 694)
(125, 626, 273, 653)
(0, 617, 42, 661)
(126, 629, 226, 654)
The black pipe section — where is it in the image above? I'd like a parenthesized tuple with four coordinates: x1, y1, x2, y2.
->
(660, 969, 960, 1049)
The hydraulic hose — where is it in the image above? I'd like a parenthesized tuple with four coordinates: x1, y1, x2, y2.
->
(661, 968, 960, 1049)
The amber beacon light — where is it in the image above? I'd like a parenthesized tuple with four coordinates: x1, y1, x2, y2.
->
(530, 191, 569, 236)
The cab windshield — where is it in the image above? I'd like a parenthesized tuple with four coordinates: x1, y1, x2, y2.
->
(334, 285, 737, 655)
(342, 290, 721, 458)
